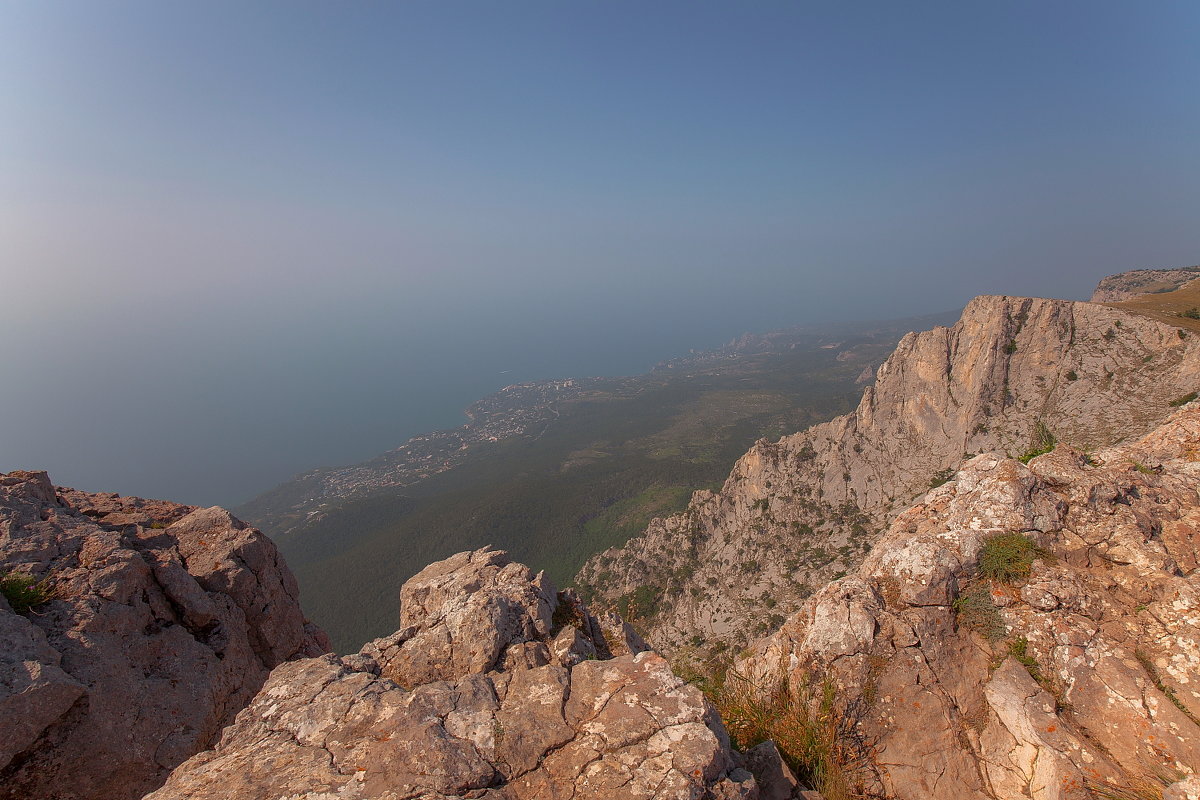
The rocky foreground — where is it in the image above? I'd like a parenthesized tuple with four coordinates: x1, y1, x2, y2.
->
(146, 547, 785, 800)
(0, 471, 329, 800)
(739, 404, 1200, 799)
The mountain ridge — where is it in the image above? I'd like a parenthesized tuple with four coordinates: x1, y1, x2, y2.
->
(578, 292, 1200, 656)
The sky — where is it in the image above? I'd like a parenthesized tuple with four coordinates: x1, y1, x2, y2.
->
(2, 1, 1199, 506)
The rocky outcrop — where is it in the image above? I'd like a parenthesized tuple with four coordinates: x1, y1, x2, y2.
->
(578, 295, 1200, 654)
(1091, 266, 1200, 302)
(148, 547, 763, 800)
(736, 404, 1200, 799)
(0, 471, 329, 800)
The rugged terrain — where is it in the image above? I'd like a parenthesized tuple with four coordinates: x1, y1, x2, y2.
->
(736, 403, 1200, 799)
(146, 548, 783, 800)
(578, 294, 1200, 656)
(0, 471, 329, 800)
(5, 269, 1200, 800)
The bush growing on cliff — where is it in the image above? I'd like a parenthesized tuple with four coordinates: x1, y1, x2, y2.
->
(615, 584, 660, 622)
(977, 532, 1050, 584)
(1168, 391, 1197, 407)
(928, 467, 956, 490)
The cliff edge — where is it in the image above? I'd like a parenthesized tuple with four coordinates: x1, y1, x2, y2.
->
(0, 472, 329, 800)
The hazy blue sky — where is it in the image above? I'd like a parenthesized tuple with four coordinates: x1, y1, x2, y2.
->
(3, 1, 1199, 505)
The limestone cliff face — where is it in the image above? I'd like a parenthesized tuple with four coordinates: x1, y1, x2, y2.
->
(736, 404, 1200, 799)
(1091, 266, 1200, 302)
(0, 472, 329, 800)
(577, 295, 1200, 653)
(147, 548, 767, 800)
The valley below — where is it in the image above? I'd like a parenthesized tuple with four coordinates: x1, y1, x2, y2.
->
(239, 312, 956, 652)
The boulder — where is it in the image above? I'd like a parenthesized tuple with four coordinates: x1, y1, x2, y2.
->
(149, 547, 755, 800)
(0, 471, 329, 800)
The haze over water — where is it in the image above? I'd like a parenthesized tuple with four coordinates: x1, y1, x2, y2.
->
(3, 2, 1199, 506)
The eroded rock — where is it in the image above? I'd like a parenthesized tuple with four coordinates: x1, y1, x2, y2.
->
(149, 548, 754, 800)
(0, 471, 329, 800)
(737, 407, 1200, 799)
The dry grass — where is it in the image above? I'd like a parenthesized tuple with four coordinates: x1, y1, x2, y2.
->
(952, 582, 1008, 641)
(713, 671, 873, 800)
(1106, 278, 1200, 334)
(1018, 420, 1057, 464)
(1088, 772, 1181, 800)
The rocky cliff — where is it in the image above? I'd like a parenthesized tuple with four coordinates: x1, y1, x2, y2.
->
(578, 295, 1200, 654)
(735, 403, 1200, 799)
(0, 471, 329, 800)
(147, 548, 778, 800)
(1090, 266, 1200, 302)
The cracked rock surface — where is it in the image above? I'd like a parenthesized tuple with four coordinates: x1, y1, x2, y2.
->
(148, 547, 758, 800)
(0, 471, 330, 800)
(738, 405, 1200, 799)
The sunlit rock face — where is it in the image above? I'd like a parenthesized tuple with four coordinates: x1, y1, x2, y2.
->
(147, 547, 760, 800)
(738, 405, 1200, 799)
(0, 471, 329, 800)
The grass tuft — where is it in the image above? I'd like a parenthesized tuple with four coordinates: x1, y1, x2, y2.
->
(1088, 773, 1180, 800)
(1168, 391, 1197, 407)
(1018, 419, 1057, 463)
(952, 583, 1007, 641)
(1007, 636, 1044, 684)
(1134, 649, 1200, 728)
(1, 571, 58, 612)
(977, 533, 1050, 584)
(714, 672, 870, 800)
